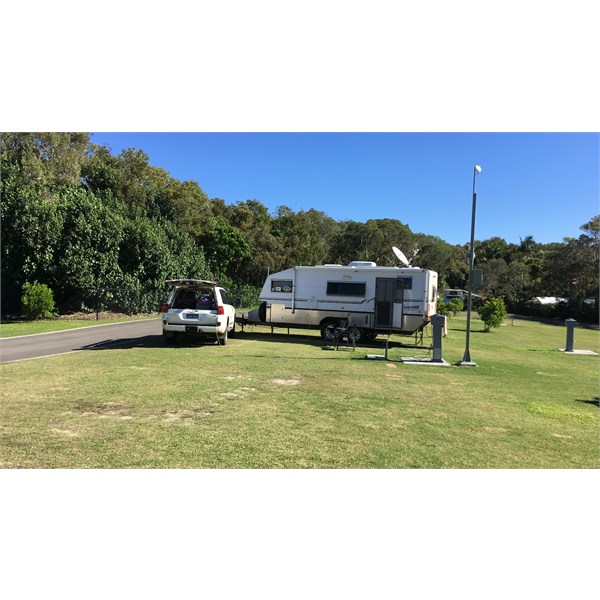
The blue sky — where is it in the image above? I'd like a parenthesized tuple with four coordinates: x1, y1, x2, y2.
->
(90, 132, 599, 247)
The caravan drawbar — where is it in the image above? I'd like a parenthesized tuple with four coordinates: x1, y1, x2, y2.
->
(248, 261, 438, 342)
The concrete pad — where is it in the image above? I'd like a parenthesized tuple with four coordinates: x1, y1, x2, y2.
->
(402, 357, 451, 367)
(457, 361, 478, 367)
(559, 349, 598, 355)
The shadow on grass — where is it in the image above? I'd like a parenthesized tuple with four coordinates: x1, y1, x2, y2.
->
(81, 332, 324, 351)
(233, 330, 429, 351)
(80, 330, 429, 354)
(526, 347, 556, 353)
(576, 397, 599, 407)
(509, 314, 599, 331)
(81, 335, 188, 351)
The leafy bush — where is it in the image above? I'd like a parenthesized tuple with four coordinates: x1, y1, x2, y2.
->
(230, 284, 261, 309)
(437, 302, 451, 317)
(477, 297, 506, 332)
(21, 281, 57, 319)
(447, 298, 463, 315)
(437, 298, 463, 318)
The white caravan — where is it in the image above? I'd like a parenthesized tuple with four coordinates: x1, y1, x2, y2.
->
(248, 261, 438, 343)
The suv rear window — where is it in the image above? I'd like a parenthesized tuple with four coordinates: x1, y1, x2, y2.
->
(172, 288, 216, 310)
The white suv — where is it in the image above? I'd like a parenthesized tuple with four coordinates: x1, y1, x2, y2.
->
(161, 279, 236, 345)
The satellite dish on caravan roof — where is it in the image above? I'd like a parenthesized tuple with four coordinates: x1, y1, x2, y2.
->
(392, 246, 411, 267)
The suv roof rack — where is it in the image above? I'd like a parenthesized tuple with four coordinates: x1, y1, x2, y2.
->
(165, 279, 219, 286)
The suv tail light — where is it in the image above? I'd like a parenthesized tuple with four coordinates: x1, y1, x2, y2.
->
(161, 304, 169, 313)
(217, 305, 225, 315)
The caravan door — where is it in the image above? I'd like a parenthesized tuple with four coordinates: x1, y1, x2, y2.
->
(374, 278, 404, 330)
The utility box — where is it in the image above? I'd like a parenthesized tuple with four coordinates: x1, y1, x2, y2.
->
(431, 313, 446, 363)
(472, 269, 484, 286)
(565, 318, 576, 352)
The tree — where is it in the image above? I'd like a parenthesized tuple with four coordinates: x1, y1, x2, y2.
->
(331, 218, 413, 266)
(274, 206, 340, 267)
(580, 215, 600, 244)
(1, 132, 90, 190)
(517, 235, 544, 298)
(1, 136, 216, 316)
(82, 144, 215, 237)
(480, 258, 531, 302)
(198, 217, 251, 281)
(541, 234, 597, 311)
(224, 200, 287, 286)
(579, 215, 600, 295)
(0, 184, 66, 313)
(518, 235, 536, 255)
(413, 234, 468, 288)
(52, 188, 126, 311)
(330, 220, 370, 264)
(117, 217, 212, 311)
(477, 297, 507, 332)
(473, 237, 519, 271)
(363, 219, 414, 265)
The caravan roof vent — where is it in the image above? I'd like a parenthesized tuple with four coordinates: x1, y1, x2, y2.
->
(348, 261, 377, 268)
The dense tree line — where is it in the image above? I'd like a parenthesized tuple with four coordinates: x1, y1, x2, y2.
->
(1, 133, 598, 321)
(472, 223, 599, 321)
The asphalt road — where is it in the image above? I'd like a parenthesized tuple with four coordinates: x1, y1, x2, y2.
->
(0, 319, 162, 363)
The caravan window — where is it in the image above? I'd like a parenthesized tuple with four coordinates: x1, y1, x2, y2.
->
(271, 280, 293, 293)
(394, 277, 412, 301)
(326, 281, 366, 297)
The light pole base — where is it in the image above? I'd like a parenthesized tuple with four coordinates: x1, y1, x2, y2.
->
(457, 360, 478, 367)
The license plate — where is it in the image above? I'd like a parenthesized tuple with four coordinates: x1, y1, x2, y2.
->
(185, 313, 199, 319)
(185, 326, 198, 333)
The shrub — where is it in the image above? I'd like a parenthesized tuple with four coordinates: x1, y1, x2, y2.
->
(477, 297, 506, 332)
(437, 298, 464, 318)
(21, 281, 57, 319)
(437, 302, 451, 317)
(447, 298, 464, 315)
(230, 285, 261, 309)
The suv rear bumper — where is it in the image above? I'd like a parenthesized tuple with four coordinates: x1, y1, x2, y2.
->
(163, 323, 225, 334)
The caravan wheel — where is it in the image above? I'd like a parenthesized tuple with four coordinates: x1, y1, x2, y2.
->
(320, 322, 366, 345)
(348, 327, 365, 344)
(321, 322, 338, 342)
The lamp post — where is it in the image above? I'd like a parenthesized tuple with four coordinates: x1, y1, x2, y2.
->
(460, 165, 481, 366)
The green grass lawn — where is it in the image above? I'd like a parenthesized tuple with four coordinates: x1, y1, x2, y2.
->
(1, 314, 598, 468)
(0, 315, 157, 337)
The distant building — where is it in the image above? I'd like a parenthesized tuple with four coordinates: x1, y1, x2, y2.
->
(531, 297, 567, 305)
(443, 289, 481, 306)
(443, 289, 468, 304)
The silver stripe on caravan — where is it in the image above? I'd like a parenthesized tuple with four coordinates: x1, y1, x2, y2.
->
(292, 267, 296, 312)
(262, 297, 369, 306)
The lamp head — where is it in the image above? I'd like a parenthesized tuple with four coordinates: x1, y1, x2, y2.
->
(474, 165, 482, 174)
